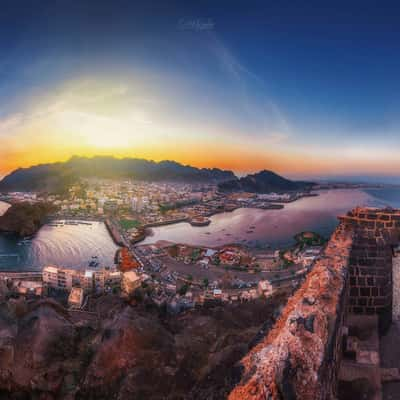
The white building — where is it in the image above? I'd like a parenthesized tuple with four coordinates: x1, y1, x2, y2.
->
(258, 279, 273, 298)
(42, 266, 74, 291)
(68, 287, 84, 309)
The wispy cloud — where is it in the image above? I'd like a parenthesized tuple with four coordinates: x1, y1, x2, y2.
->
(206, 34, 291, 142)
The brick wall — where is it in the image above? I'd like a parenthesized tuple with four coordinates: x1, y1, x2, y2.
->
(392, 250, 400, 320)
(339, 207, 400, 332)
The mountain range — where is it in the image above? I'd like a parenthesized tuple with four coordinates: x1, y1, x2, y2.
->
(0, 156, 235, 193)
(0, 156, 314, 194)
(218, 170, 314, 193)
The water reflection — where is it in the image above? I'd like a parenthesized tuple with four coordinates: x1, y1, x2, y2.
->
(0, 206, 118, 271)
(141, 189, 391, 248)
(0, 188, 398, 271)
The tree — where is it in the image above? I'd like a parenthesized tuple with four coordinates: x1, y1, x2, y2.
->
(178, 284, 188, 296)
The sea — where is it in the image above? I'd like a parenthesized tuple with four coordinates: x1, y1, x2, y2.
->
(1, 187, 400, 271)
(141, 188, 400, 248)
(0, 202, 118, 271)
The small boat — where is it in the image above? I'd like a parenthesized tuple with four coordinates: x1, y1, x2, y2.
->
(88, 260, 99, 267)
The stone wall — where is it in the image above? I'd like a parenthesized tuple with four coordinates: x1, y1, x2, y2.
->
(228, 207, 400, 400)
(228, 223, 354, 400)
(392, 249, 400, 321)
(339, 207, 400, 331)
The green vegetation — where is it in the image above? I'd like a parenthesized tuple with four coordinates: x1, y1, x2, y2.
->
(294, 231, 326, 248)
(159, 199, 197, 214)
(119, 219, 141, 230)
(282, 258, 294, 268)
(178, 284, 189, 296)
(191, 249, 200, 260)
(0, 202, 58, 237)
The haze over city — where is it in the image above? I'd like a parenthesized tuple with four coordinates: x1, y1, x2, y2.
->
(1, 0, 400, 180)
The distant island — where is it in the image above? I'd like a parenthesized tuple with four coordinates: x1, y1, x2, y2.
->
(0, 156, 236, 193)
(0, 202, 57, 237)
(218, 170, 315, 193)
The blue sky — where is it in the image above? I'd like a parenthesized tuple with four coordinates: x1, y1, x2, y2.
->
(1, 0, 400, 180)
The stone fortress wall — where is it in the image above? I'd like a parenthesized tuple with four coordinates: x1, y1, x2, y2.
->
(339, 207, 400, 332)
(229, 207, 400, 400)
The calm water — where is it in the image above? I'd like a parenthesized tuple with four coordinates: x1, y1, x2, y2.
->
(142, 188, 400, 248)
(0, 203, 118, 271)
(1, 188, 400, 271)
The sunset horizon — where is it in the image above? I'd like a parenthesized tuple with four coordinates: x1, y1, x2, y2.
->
(2, 1, 400, 181)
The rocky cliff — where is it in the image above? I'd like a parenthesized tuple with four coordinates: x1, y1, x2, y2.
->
(0, 294, 287, 399)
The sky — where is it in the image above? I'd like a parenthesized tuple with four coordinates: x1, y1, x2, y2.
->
(1, 0, 400, 180)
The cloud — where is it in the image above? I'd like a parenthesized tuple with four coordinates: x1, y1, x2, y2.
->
(206, 34, 291, 141)
(0, 113, 24, 135)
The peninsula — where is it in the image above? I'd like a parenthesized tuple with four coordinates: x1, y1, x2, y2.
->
(0, 202, 57, 237)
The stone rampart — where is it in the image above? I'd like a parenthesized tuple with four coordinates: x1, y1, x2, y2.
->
(229, 207, 400, 399)
(229, 223, 353, 400)
(339, 207, 400, 331)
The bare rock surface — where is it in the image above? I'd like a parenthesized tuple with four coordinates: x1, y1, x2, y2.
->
(0, 294, 287, 399)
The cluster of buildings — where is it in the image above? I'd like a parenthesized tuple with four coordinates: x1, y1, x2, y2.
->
(0, 181, 326, 317)
(40, 264, 147, 308)
(167, 243, 251, 268)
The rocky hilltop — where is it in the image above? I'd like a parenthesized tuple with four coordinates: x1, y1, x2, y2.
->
(0, 156, 236, 193)
(0, 202, 56, 237)
(218, 170, 314, 193)
(0, 294, 287, 399)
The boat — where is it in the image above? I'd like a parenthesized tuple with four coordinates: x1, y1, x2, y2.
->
(65, 220, 79, 225)
(88, 259, 99, 267)
(190, 216, 211, 227)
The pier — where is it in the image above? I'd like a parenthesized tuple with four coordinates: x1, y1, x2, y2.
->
(105, 218, 127, 247)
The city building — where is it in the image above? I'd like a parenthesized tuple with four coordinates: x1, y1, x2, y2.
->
(258, 279, 273, 298)
(68, 287, 84, 309)
(42, 266, 74, 290)
(121, 271, 142, 295)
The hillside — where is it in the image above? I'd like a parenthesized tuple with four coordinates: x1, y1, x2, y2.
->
(218, 170, 314, 193)
(0, 294, 287, 399)
(0, 202, 57, 237)
(0, 156, 236, 193)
